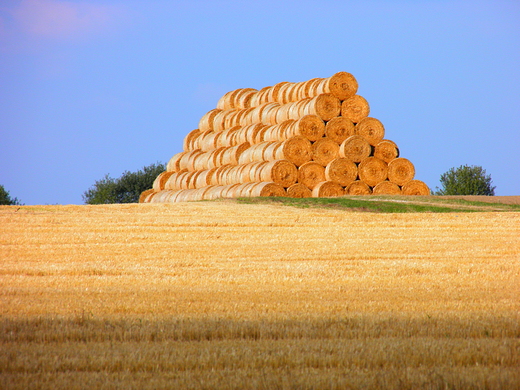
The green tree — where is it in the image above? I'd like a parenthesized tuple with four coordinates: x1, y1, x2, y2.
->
(83, 162, 165, 204)
(435, 165, 495, 196)
(0, 185, 23, 205)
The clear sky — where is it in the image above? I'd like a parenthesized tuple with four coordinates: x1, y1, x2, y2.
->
(1, 0, 519, 205)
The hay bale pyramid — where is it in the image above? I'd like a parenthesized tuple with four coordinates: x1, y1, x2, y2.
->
(141, 72, 430, 203)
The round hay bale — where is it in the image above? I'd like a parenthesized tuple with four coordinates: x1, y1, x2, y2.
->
(325, 158, 358, 186)
(240, 123, 264, 144)
(355, 117, 385, 146)
(199, 131, 222, 152)
(402, 180, 430, 195)
(164, 172, 178, 190)
(183, 129, 201, 151)
(198, 109, 221, 132)
(286, 183, 312, 198)
(191, 129, 212, 150)
(339, 135, 372, 163)
(268, 81, 290, 103)
(249, 182, 287, 197)
(374, 140, 399, 163)
(345, 181, 372, 195)
(341, 95, 370, 123)
(179, 150, 202, 171)
(388, 157, 415, 186)
(139, 189, 155, 203)
(234, 88, 258, 109)
(195, 168, 218, 188)
(216, 90, 238, 110)
(186, 150, 205, 171)
(302, 93, 341, 121)
(358, 157, 388, 187)
(261, 102, 281, 125)
(258, 159, 298, 187)
(274, 136, 313, 167)
(167, 152, 186, 172)
(372, 181, 402, 195)
(312, 138, 340, 166)
(253, 125, 270, 144)
(301, 78, 320, 99)
(298, 161, 326, 189)
(316, 71, 358, 100)
(286, 115, 325, 141)
(250, 86, 270, 107)
(312, 181, 345, 198)
(187, 170, 203, 189)
(325, 116, 355, 144)
(248, 161, 268, 182)
(263, 142, 282, 161)
(152, 171, 175, 192)
(220, 142, 251, 166)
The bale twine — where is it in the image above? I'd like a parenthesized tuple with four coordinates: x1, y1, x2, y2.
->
(298, 161, 326, 190)
(339, 135, 372, 163)
(388, 157, 415, 186)
(341, 95, 370, 124)
(152, 171, 175, 192)
(301, 93, 341, 121)
(220, 142, 251, 166)
(345, 180, 372, 195)
(401, 180, 430, 195)
(315, 71, 358, 100)
(257, 159, 298, 188)
(198, 109, 221, 132)
(312, 137, 340, 166)
(358, 157, 388, 187)
(312, 181, 345, 198)
(274, 136, 312, 167)
(372, 181, 402, 195)
(325, 158, 358, 186)
(183, 129, 201, 151)
(249, 182, 287, 197)
(325, 116, 355, 144)
(139, 189, 155, 203)
(285, 115, 325, 141)
(286, 183, 312, 198)
(355, 117, 385, 146)
(373, 140, 399, 163)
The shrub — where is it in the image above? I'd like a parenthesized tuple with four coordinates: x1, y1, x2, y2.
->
(435, 165, 495, 196)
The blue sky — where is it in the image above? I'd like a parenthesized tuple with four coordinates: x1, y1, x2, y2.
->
(1, 0, 519, 205)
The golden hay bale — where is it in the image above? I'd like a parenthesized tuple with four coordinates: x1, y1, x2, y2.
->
(286, 183, 312, 198)
(152, 171, 175, 192)
(402, 182, 430, 197)
(216, 90, 238, 110)
(261, 102, 281, 125)
(301, 93, 341, 121)
(285, 115, 325, 141)
(315, 71, 358, 100)
(401, 180, 430, 195)
(267, 81, 290, 103)
(167, 152, 185, 172)
(355, 117, 385, 146)
(248, 161, 268, 182)
(325, 116, 355, 144)
(183, 129, 201, 151)
(220, 142, 251, 166)
(187, 170, 204, 189)
(298, 161, 326, 190)
(325, 158, 358, 186)
(264, 121, 295, 142)
(339, 135, 372, 163)
(312, 138, 340, 166)
(345, 180, 372, 195)
(178, 150, 202, 171)
(388, 157, 416, 186)
(198, 109, 221, 132)
(262, 142, 282, 161)
(372, 181, 402, 195)
(257, 159, 298, 188)
(358, 157, 388, 187)
(191, 129, 213, 150)
(301, 78, 320, 99)
(373, 140, 400, 163)
(234, 88, 258, 109)
(210, 165, 229, 186)
(274, 136, 312, 167)
(139, 189, 155, 203)
(249, 182, 287, 197)
(199, 131, 222, 152)
(341, 95, 370, 124)
(195, 168, 218, 188)
(312, 181, 345, 198)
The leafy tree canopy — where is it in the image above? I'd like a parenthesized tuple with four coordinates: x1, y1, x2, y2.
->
(0, 185, 23, 205)
(83, 162, 165, 204)
(435, 165, 495, 196)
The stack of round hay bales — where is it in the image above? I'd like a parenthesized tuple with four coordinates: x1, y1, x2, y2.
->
(142, 72, 430, 203)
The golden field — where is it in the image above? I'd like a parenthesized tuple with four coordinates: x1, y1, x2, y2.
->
(1, 202, 519, 389)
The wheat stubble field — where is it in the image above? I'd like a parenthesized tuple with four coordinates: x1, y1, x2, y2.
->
(1, 200, 519, 389)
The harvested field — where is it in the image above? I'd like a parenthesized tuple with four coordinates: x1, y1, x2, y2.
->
(1, 202, 519, 389)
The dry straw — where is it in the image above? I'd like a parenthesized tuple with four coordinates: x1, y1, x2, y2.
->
(372, 181, 402, 195)
(325, 158, 358, 186)
(341, 95, 370, 124)
(312, 138, 340, 166)
(286, 183, 312, 198)
(257, 160, 298, 188)
(355, 117, 385, 145)
(402, 180, 431, 195)
(339, 135, 372, 163)
(345, 180, 372, 195)
(325, 117, 355, 144)
(274, 136, 312, 167)
(312, 181, 345, 197)
(249, 182, 287, 197)
(315, 71, 358, 100)
(298, 162, 326, 190)
(373, 140, 399, 163)
(358, 157, 388, 187)
(302, 94, 341, 121)
(139, 188, 155, 203)
(286, 115, 325, 141)
(388, 158, 416, 186)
